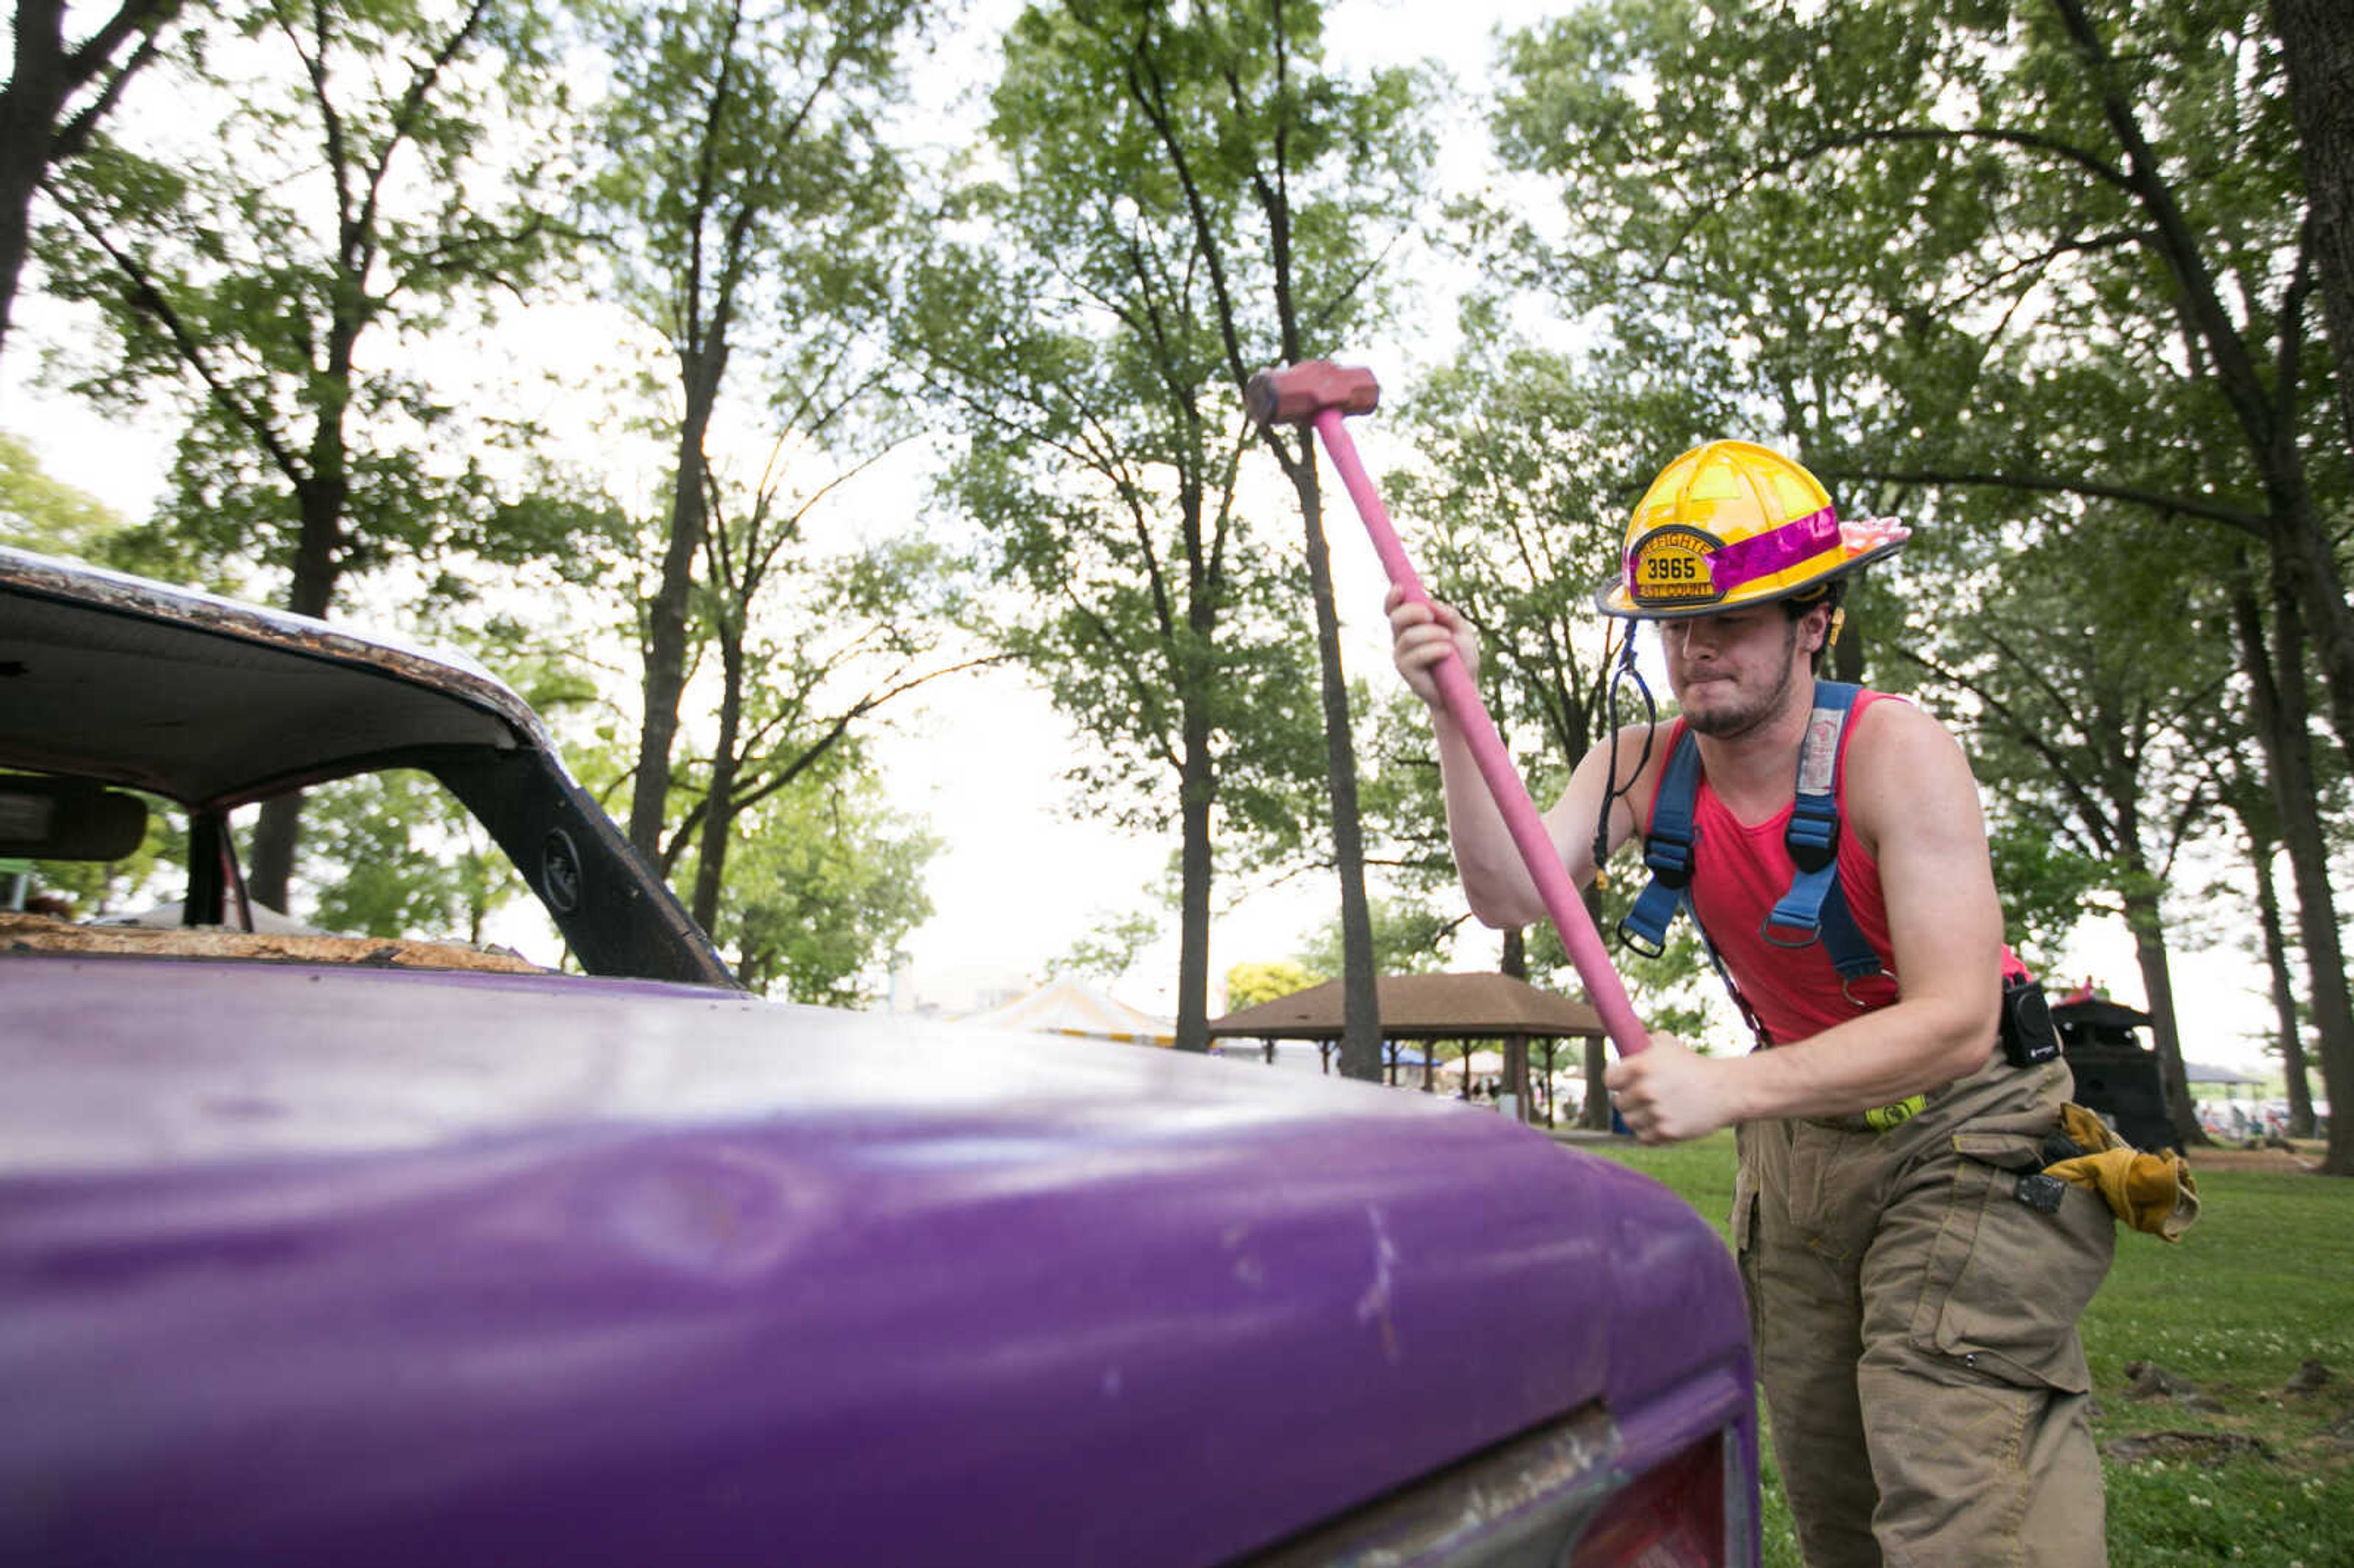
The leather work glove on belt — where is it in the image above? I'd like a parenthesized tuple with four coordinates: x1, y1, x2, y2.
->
(2042, 1102, 2202, 1242)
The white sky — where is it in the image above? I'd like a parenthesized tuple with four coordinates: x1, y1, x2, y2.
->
(0, 0, 2296, 1077)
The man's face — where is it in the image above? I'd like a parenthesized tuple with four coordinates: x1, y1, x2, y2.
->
(1659, 604, 1819, 740)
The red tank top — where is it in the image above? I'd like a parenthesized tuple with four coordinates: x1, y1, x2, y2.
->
(1651, 693, 1903, 1043)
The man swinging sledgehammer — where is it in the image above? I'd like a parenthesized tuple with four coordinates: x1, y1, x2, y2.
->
(1391, 440, 2134, 1568)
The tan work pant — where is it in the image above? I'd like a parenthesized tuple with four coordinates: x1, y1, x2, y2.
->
(1734, 1056, 2116, 1568)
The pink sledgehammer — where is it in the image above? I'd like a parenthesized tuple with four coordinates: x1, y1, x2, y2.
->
(1245, 359, 1649, 1059)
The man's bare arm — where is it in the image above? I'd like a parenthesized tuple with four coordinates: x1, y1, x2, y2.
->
(1388, 588, 1655, 927)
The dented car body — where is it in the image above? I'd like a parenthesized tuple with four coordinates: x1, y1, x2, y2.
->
(1, 547, 1758, 1566)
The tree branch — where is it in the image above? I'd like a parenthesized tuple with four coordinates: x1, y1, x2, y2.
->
(51, 4, 175, 161)
(62, 196, 306, 484)
(1818, 465, 2265, 534)
(1892, 638, 2121, 857)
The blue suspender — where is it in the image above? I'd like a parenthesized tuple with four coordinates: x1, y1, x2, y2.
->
(1763, 683, 1882, 981)
(1620, 735, 1702, 960)
(1618, 682, 1884, 995)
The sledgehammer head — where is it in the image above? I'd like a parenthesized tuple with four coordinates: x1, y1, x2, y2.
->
(1244, 360, 1381, 427)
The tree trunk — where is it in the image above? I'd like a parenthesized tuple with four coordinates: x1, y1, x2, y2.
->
(630, 352, 726, 859)
(248, 469, 348, 913)
(2121, 881, 2206, 1149)
(688, 633, 746, 934)
(0, 0, 175, 361)
(243, 794, 303, 917)
(2271, 756, 2354, 1171)
(1288, 462, 1381, 1081)
(2259, 575, 2354, 1174)
(1503, 1033, 1529, 1123)
(0, 0, 173, 360)
(2231, 550, 2354, 1174)
(2249, 834, 2317, 1139)
(2269, 498, 2354, 788)
(1173, 698, 1216, 1053)
(2274, 0, 2354, 466)
(1582, 1035, 1611, 1131)
(0, 0, 69, 364)
(1500, 927, 1529, 1122)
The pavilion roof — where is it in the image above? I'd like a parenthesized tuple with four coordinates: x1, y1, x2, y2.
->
(1207, 972, 1606, 1042)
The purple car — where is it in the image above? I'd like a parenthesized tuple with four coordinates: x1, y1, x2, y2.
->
(1, 546, 1758, 1566)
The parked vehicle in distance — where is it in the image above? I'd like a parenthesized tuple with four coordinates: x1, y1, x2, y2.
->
(1, 546, 1758, 1566)
(2048, 991, 2178, 1152)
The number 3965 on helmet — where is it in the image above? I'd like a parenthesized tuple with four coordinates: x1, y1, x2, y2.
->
(1594, 440, 1911, 620)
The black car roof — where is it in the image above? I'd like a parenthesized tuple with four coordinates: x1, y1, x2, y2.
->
(1, 546, 546, 808)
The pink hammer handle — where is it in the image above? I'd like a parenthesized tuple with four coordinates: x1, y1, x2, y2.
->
(1311, 406, 1650, 1059)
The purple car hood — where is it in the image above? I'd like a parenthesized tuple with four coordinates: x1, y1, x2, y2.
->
(2, 958, 1746, 1566)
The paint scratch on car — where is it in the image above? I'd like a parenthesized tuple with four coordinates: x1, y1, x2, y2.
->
(1355, 1203, 1401, 1363)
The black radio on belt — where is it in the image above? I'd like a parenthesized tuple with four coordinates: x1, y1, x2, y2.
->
(1998, 974, 2063, 1069)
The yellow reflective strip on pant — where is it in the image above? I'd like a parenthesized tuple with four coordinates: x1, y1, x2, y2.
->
(2046, 1103, 2201, 1241)
(1862, 1093, 1925, 1132)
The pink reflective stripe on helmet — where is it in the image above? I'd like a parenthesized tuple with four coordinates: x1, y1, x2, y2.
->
(1701, 504, 1841, 592)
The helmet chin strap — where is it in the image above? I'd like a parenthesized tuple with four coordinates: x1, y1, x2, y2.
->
(1591, 628, 1659, 891)
(1792, 582, 1844, 672)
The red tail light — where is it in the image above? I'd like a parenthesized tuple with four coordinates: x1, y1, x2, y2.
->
(1568, 1433, 1726, 1567)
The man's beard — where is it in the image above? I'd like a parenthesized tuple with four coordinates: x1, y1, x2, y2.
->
(1681, 618, 1804, 740)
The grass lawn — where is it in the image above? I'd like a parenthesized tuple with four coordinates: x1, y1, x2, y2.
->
(1582, 1131, 2354, 1567)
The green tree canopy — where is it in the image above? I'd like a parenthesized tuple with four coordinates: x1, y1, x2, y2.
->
(1224, 956, 1325, 1008)
(905, 0, 1430, 1059)
(0, 428, 117, 555)
(579, 0, 924, 859)
(36, 0, 576, 909)
(713, 759, 939, 1004)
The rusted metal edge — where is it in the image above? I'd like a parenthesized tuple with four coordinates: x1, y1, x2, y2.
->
(0, 545, 562, 765)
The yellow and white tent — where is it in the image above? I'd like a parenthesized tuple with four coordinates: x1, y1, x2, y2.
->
(958, 980, 1176, 1046)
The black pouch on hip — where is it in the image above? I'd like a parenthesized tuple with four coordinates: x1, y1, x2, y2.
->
(1998, 974, 2062, 1068)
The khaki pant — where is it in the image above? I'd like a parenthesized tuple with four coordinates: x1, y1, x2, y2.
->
(1734, 1056, 2116, 1568)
